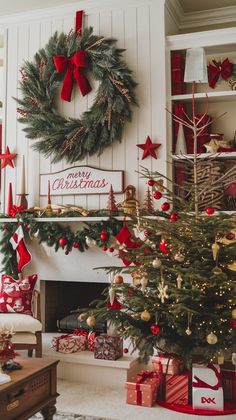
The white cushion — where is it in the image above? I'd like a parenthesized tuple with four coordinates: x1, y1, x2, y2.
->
(12, 333, 37, 344)
(0, 313, 42, 333)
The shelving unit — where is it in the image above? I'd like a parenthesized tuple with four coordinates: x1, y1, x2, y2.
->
(166, 27, 236, 212)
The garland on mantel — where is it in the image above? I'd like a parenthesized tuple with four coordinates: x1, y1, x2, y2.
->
(0, 213, 122, 278)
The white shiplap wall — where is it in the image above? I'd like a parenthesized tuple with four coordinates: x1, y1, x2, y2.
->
(1, 0, 167, 212)
(0, 0, 167, 282)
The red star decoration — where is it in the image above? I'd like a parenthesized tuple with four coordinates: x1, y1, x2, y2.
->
(137, 136, 161, 160)
(0, 147, 17, 169)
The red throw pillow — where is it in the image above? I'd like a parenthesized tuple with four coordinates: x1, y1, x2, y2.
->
(0, 274, 38, 316)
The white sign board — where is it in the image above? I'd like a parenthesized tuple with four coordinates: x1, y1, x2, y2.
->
(40, 166, 124, 196)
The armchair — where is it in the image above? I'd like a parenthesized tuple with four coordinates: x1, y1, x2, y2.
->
(0, 289, 42, 357)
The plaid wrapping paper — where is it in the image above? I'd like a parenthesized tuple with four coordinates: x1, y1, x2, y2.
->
(51, 333, 87, 353)
(152, 353, 185, 375)
(220, 362, 236, 403)
(126, 370, 161, 407)
(94, 334, 123, 360)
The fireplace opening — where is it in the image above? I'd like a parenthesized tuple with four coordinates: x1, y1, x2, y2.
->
(44, 281, 107, 332)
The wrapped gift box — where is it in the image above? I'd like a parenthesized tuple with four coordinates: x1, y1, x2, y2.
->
(171, 53, 186, 95)
(152, 353, 185, 375)
(192, 364, 224, 411)
(220, 362, 236, 403)
(165, 372, 189, 405)
(126, 370, 160, 407)
(51, 332, 87, 353)
(94, 334, 123, 360)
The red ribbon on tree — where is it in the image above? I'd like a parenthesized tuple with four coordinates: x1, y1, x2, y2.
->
(53, 10, 92, 102)
(208, 58, 232, 89)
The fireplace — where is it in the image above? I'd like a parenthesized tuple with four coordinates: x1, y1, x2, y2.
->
(42, 280, 107, 332)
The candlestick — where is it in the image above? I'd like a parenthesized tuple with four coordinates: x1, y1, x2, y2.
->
(45, 180, 52, 216)
(16, 155, 28, 209)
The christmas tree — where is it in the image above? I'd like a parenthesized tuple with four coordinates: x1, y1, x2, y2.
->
(89, 97, 236, 363)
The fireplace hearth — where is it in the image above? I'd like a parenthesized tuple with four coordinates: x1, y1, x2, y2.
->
(43, 281, 107, 332)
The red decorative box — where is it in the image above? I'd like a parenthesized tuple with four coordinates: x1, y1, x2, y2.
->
(94, 334, 123, 360)
(220, 362, 236, 403)
(152, 353, 185, 375)
(171, 53, 186, 95)
(165, 372, 189, 405)
(126, 370, 161, 407)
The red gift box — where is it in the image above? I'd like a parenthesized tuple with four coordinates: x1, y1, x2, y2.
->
(152, 353, 185, 375)
(220, 362, 236, 403)
(165, 372, 189, 405)
(126, 370, 161, 407)
(171, 54, 186, 95)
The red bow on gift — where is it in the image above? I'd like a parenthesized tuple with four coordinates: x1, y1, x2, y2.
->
(136, 370, 158, 384)
(53, 50, 92, 102)
(192, 363, 222, 390)
(72, 328, 87, 337)
(10, 205, 25, 218)
(208, 58, 232, 89)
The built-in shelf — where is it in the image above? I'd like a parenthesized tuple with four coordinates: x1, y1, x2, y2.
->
(172, 152, 236, 160)
(171, 90, 236, 103)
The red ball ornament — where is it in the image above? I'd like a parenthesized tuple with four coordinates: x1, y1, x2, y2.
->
(226, 232, 235, 240)
(123, 348, 129, 354)
(100, 230, 108, 241)
(59, 237, 68, 248)
(148, 179, 155, 187)
(159, 240, 168, 254)
(153, 191, 162, 200)
(108, 247, 114, 253)
(230, 320, 236, 328)
(72, 242, 80, 248)
(170, 212, 179, 222)
(101, 245, 108, 251)
(65, 250, 69, 255)
(205, 207, 215, 215)
(161, 202, 170, 211)
(150, 324, 161, 335)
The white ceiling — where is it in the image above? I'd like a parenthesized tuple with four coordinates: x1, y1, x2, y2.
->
(0, 0, 80, 15)
(179, 0, 236, 13)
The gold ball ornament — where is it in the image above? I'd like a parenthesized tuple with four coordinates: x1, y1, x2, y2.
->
(140, 310, 151, 322)
(86, 315, 96, 327)
(152, 258, 162, 268)
(232, 309, 236, 320)
(206, 332, 218, 345)
(132, 277, 141, 287)
(114, 275, 124, 285)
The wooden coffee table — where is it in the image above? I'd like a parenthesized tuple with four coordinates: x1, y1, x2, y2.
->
(0, 357, 59, 420)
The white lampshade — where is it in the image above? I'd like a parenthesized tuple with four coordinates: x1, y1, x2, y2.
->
(184, 47, 208, 83)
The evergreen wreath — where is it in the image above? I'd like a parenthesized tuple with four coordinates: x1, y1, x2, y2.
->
(16, 28, 138, 163)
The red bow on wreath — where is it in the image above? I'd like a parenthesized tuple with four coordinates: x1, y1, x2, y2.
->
(53, 51, 92, 102)
(208, 58, 232, 89)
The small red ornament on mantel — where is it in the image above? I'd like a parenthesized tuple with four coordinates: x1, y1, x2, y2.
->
(150, 324, 161, 335)
(147, 179, 155, 187)
(65, 250, 70, 255)
(205, 207, 215, 215)
(0, 147, 17, 169)
(170, 212, 179, 221)
(137, 136, 161, 160)
(59, 237, 68, 248)
(72, 242, 80, 248)
(161, 202, 170, 212)
(100, 230, 108, 241)
(101, 245, 108, 251)
(123, 348, 129, 354)
(153, 191, 162, 200)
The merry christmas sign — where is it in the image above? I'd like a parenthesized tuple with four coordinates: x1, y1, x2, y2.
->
(40, 166, 124, 196)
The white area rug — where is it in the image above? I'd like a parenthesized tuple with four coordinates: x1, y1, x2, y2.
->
(30, 412, 112, 419)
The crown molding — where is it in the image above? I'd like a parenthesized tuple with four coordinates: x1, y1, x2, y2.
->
(165, 1, 236, 31)
(180, 4, 236, 30)
(165, 0, 183, 28)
